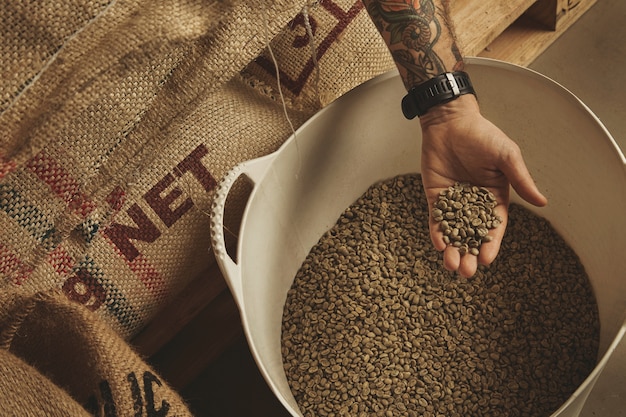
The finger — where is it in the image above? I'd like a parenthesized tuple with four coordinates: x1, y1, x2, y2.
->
(443, 246, 461, 272)
(458, 252, 478, 278)
(477, 235, 503, 266)
(500, 147, 548, 207)
(477, 206, 508, 266)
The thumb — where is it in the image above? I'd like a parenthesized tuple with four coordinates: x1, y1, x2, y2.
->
(499, 147, 548, 207)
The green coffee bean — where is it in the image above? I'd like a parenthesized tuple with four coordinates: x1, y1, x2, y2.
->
(431, 182, 502, 257)
(282, 174, 599, 417)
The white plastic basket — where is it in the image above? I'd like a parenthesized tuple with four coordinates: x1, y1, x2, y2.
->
(210, 57, 626, 417)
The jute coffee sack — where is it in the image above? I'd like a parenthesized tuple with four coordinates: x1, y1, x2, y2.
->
(0, 288, 192, 416)
(0, 0, 395, 338)
(242, 0, 395, 109)
(282, 174, 600, 417)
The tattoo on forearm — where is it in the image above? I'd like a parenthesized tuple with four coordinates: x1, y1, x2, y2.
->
(364, 0, 463, 86)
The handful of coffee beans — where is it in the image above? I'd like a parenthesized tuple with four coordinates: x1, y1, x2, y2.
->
(432, 183, 502, 256)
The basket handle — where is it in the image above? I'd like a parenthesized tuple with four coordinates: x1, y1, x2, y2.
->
(210, 153, 276, 306)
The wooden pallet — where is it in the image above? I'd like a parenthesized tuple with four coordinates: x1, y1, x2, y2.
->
(453, 0, 598, 65)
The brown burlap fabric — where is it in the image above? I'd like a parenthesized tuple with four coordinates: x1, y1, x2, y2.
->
(0, 0, 395, 413)
(0, 349, 93, 416)
(0, 0, 394, 338)
(0, 288, 193, 416)
(0, 0, 312, 338)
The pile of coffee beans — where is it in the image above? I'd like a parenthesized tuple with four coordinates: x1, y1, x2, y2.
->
(433, 183, 502, 256)
(281, 174, 599, 417)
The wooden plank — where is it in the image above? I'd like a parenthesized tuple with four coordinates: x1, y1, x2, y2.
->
(525, 0, 586, 31)
(525, 0, 561, 30)
(479, 0, 597, 66)
(451, 0, 539, 57)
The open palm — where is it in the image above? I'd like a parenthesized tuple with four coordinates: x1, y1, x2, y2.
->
(419, 96, 547, 277)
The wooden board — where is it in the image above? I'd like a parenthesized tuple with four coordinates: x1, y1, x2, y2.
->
(451, 0, 539, 57)
(480, 0, 598, 65)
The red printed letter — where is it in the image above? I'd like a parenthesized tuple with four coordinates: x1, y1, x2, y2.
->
(174, 144, 217, 192)
(104, 204, 161, 261)
(144, 173, 193, 227)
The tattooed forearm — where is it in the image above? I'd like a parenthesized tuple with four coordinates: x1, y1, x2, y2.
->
(363, 0, 463, 89)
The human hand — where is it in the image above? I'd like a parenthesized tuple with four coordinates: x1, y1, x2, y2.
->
(419, 94, 548, 277)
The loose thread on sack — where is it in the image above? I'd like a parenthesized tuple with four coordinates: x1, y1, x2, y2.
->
(261, 1, 302, 177)
(171, 0, 310, 246)
(303, 2, 322, 109)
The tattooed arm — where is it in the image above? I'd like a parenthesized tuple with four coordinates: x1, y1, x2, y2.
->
(363, 0, 547, 278)
(362, 0, 463, 89)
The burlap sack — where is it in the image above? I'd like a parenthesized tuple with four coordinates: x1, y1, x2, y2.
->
(0, 288, 192, 416)
(0, 0, 395, 340)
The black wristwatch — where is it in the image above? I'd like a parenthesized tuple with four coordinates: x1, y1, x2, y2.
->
(401, 71, 476, 119)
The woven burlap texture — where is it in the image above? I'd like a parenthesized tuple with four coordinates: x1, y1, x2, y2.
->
(0, 288, 193, 416)
(0, 0, 395, 338)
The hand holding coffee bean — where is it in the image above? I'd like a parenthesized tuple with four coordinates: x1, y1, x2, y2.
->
(419, 95, 548, 277)
(362, 0, 548, 277)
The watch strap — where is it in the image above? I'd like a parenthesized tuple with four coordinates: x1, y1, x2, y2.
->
(401, 71, 475, 119)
